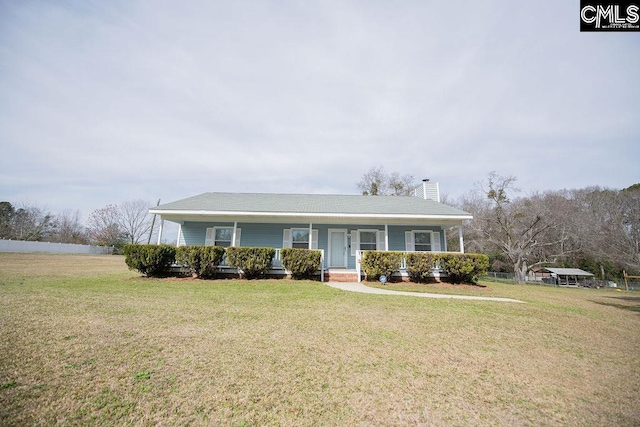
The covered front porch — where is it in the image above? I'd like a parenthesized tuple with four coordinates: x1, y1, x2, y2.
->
(210, 247, 450, 283)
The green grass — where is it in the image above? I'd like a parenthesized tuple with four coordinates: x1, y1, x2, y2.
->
(1, 253, 639, 425)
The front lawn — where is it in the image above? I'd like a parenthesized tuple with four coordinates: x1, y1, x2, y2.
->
(1, 253, 639, 425)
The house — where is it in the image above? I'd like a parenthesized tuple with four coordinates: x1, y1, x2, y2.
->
(149, 181, 473, 281)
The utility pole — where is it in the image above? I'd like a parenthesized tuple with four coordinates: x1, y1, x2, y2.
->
(147, 199, 161, 244)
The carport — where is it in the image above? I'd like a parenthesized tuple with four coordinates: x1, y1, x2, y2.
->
(536, 267, 594, 286)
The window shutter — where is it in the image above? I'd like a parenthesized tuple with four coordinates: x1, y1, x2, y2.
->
(312, 230, 318, 249)
(432, 231, 441, 252)
(350, 230, 358, 256)
(234, 228, 242, 247)
(205, 228, 214, 246)
(405, 231, 414, 252)
(283, 229, 292, 248)
(377, 231, 385, 250)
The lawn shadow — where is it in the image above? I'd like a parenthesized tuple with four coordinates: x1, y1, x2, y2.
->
(591, 296, 640, 313)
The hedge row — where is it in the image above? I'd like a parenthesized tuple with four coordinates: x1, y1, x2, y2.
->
(124, 244, 321, 280)
(362, 251, 489, 284)
(124, 244, 488, 283)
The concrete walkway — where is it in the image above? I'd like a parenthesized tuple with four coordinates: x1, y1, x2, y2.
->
(326, 282, 525, 303)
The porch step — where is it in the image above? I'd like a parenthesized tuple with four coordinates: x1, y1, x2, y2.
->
(324, 271, 360, 282)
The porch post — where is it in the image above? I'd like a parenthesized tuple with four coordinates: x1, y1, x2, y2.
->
(156, 218, 164, 245)
(176, 223, 182, 247)
(232, 222, 238, 247)
(308, 223, 313, 249)
(458, 226, 465, 253)
(443, 228, 448, 251)
(384, 224, 389, 250)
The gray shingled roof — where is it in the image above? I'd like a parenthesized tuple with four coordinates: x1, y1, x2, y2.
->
(542, 268, 594, 276)
(151, 192, 472, 218)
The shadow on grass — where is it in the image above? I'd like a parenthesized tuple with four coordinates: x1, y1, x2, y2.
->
(591, 296, 640, 313)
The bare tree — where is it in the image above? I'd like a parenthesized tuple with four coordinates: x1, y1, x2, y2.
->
(619, 186, 640, 269)
(470, 172, 557, 283)
(87, 205, 126, 248)
(50, 210, 89, 244)
(357, 166, 416, 196)
(118, 199, 152, 244)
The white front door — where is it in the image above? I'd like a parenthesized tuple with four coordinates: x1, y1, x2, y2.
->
(329, 230, 347, 268)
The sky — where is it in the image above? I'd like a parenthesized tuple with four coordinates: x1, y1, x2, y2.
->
(1, 0, 638, 221)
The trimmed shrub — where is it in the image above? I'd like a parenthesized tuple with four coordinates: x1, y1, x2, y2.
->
(124, 244, 176, 277)
(175, 246, 225, 279)
(361, 251, 403, 281)
(438, 253, 489, 284)
(405, 252, 439, 283)
(280, 248, 322, 280)
(225, 247, 276, 279)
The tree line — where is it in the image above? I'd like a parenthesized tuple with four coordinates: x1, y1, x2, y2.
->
(0, 199, 154, 251)
(3, 168, 639, 282)
(456, 173, 640, 283)
(358, 166, 640, 283)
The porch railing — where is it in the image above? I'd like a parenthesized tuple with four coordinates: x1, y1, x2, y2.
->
(220, 248, 325, 281)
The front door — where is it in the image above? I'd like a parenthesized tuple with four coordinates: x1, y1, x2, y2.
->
(329, 230, 347, 268)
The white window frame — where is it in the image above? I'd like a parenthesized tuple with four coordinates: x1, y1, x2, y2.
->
(291, 228, 311, 249)
(413, 231, 432, 252)
(351, 229, 386, 256)
(405, 230, 441, 252)
(205, 226, 241, 247)
(214, 227, 233, 247)
(359, 230, 378, 251)
(283, 228, 318, 249)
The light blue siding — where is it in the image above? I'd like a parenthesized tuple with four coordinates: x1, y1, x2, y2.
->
(387, 225, 444, 251)
(237, 223, 289, 247)
(180, 221, 444, 270)
(181, 222, 234, 245)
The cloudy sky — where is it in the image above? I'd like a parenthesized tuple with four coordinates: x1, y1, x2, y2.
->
(1, 0, 638, 219)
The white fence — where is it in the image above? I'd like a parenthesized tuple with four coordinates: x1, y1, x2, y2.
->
(0, 239, 113, 255)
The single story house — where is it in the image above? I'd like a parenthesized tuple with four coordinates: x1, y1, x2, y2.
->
(149, 182, 473, 281)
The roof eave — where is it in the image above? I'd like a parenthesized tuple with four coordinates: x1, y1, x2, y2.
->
(149, 209, 473, 221)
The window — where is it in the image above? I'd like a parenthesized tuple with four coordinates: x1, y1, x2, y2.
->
(205, 227, 240, 247)
(413, 231, 432, 252)
(350, 229, 385, 256)
(405, 230, 441, 252)
(359, 231, 377, 251)
(291, 228, 310, 249)
(214, 227, 233, 247)
(283, 228, 318, 249)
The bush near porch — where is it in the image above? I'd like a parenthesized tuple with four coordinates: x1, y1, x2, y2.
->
(280, 248, 322, 280)
(175, 246, 225, 279)
(361, 251, 404, 281)
(439, 253, 489, 283)
(225, 247, 276, 279)
(123, 244, 176, 277)
(404, 252, 489, 284)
